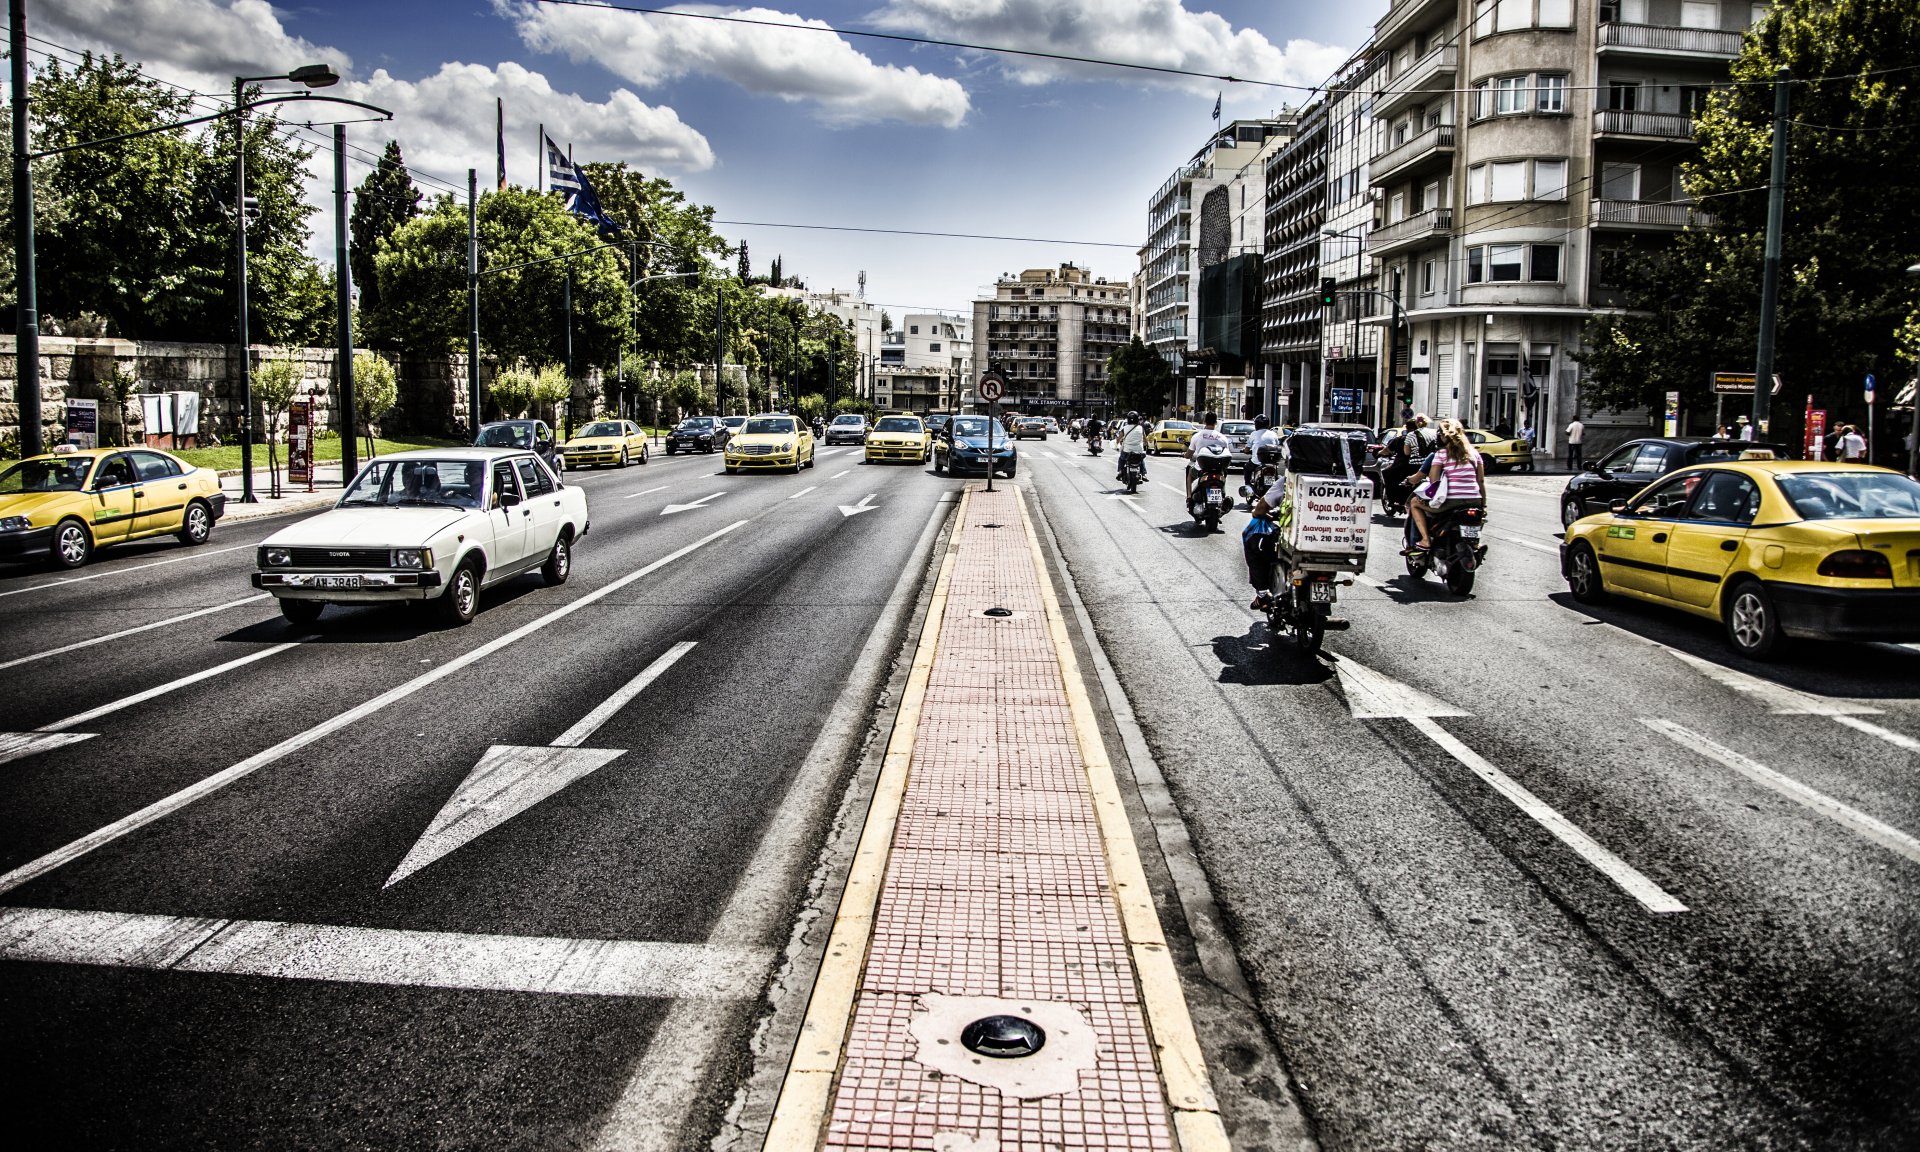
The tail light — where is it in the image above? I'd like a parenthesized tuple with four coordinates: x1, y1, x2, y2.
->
(1817, 550, 1892, 579)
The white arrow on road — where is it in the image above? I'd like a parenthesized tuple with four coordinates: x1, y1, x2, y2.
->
(838, 493, 880, 518)
(384, 641, 697, 888)
(1329, 655, 1687, 915)
(660, 492, 726, 516)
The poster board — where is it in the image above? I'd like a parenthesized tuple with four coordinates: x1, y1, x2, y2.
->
(65, 398, 99, 449)
(288, 398, 314, 486)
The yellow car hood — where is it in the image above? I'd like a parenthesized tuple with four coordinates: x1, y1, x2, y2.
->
(730, 432, 799, 446)
(0, 490, 86, 522)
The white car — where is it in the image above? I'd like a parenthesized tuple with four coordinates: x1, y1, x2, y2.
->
(252, 448, 590, 626)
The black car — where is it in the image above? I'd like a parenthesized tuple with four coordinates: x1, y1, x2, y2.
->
(666, 416, 727, 454)
(1559, 437, 1787, 527)
(475, 419, 563, 474)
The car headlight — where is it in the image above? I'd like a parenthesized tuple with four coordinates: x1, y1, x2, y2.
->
(263, 547, 291, 566)
(392, 547, 433, 570)
(0, 515, 29, 532)
(779, 441, 793, 453)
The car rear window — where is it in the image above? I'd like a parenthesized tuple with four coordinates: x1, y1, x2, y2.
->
(1776, 472, 1920, 520)
(1221, 422, 1254, 435)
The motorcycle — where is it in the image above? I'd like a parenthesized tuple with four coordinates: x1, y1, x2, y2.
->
(1068, 424, 1081, 442)
(1260, 561, 1350, 655)
(1118, 452, 1145, 494)
(1370, 458, 1411, 518)
(1086, 432, 1103, 456)
(1404, 503, 1489, 595)
(1187, 453, 1233, 531)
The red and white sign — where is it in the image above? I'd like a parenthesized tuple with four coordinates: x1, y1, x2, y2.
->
(288, 398, 314, 488)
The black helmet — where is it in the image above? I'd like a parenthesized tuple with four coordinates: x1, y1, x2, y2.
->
(1126, 410, 1140, 423)
(1254, 414, 1270, 429)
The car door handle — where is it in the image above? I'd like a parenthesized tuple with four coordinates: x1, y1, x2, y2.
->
(177, 482, 188, 490)
(1720, 539, 1738, 552)
(520, 509, 532, 518)
(1652, 532, 1668, 544)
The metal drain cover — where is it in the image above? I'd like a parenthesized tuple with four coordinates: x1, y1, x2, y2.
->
(961, 1015, 1046, 1058)
(982, 607, 1014, 618)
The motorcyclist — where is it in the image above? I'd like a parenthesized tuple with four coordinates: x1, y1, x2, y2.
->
(1246, 414, 1280, 489)
(1184, 411, 1233, 503)
(1407, 418, 1486, 553)
(1382, 413, 1434, 506)
(1116, 411, 1148, 481)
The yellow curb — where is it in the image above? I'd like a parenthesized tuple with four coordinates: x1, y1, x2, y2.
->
(1015, 487, 1230, 1150)
(762, 486, 970, 1151)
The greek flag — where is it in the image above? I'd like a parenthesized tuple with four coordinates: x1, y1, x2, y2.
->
(1212, 92, 1221, 122)
(544, 134, 620, 233)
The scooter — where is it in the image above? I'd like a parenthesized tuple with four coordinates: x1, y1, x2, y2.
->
(1187, 453, 1233, 531)
(1404, 503, 1489, 595)
(1370, 459, 1411, 518)
(1261, 562, 1350, 655)
(1118, 452, 1145, 494)
(1086, 433, 1103, 456)
(1068, 424, 1081, 442)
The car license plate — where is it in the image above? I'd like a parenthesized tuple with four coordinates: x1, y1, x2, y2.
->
(1459, 525, 1482, 538)
(314, 575, 362, 589)
(1309, 582, 1335, 603)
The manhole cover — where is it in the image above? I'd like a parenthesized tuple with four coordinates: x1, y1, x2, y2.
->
(961, 1015, 1046, 1059)
(983, 607, 1014, 618)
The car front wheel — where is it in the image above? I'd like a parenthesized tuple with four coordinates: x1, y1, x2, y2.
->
(51, 518, 92, 569)
(1561, 495, 1585, 528)
(441, 561, 481, 625)
(1724, 580, 1783, 660)
(1566, 541, 1608, 604)
(177, 500, 214, 546)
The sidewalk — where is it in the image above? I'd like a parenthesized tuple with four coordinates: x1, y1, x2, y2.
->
(216, 464, 343, 524)
(767, 485, 1225, 1151)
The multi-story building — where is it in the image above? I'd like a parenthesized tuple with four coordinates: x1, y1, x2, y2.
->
(873, 366, 958, 415)
(874, 312, 970, 412)
(1144, 117, 1297, 412)
(1363, 0, 1758, 453)
(1317, 53, 1389, 427)
(971, 264, 1134, 415)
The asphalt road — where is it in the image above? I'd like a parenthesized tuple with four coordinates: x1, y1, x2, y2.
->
(0, 441, 958, 1150)
(1023, 440, 1920, 1152)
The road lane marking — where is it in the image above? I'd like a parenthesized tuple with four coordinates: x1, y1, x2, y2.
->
(0, 594, 271, 670)
(552, 642, 697, 747)
(831, 469, 850, 479)
(786, 485, 817, 500)
(1641, 718, 1920, 865)
(0, 641, 302, 767)
(838, 493, 879, 518)
(1330, 656, 1686, 914)
(1829, 715, 1920, 753)
(0, 906, 772, 999)
(1355, 573, 1388, 590)
(1491, 532, 1559, 555)
(661, 491, 727, 515)
(0, 522, 747, 897)
(0, 544, 251, 600)
(622, 485, 669, 499)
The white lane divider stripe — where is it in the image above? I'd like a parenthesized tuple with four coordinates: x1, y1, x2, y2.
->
(0, 544, 252, 600)
(1641, 718, 1920, 865)
(44, 643, 301, 733)
(1491, 532, 1559, 555)
(1830, 714, 1920, 754)
(787, 486, 817, 500)
(831, 469, 850, 479)
(0, 906, 772, 999)
(0, 520, 748, 897)
(622, 485, 669, 499)
(552, 643, 697, 748)
(0, 594, 271, 671)
(1411, 716, 1690, 914)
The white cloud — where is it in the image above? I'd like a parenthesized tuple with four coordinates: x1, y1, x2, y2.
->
(505, 1, 971, 128)
(37, 0, 352, 98)
(868, 0, 1347, 98)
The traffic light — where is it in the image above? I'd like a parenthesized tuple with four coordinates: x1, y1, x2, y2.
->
(1319, 278, 1336, 307)
(1400, 378, 1414, 405)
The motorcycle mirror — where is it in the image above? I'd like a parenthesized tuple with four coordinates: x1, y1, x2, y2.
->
(1237, 485, 1251, 497)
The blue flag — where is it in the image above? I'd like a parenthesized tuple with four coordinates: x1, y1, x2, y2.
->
(1212, 92, 1221, 122)
(544, 134, 621, 233)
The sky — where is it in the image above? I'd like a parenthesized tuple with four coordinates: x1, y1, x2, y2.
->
(31, 0, 1385, 321)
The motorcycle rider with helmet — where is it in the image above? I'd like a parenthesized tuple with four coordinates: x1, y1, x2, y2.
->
(1184, 411, 1234, 503)
(1116, 411, 1148, 481)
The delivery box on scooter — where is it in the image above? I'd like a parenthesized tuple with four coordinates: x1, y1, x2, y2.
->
(1277, 430, 1373, 556)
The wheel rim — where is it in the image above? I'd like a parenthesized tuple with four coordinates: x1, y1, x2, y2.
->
(553, 539, 570, 578)
(1563, 499, 1581, 526)
(186, 506, 209, 541)
(1730, 591, 1767, 649)
(1572, 550, 1595, 595)
(58, 525, 86, 564)
(454, 571, 476, 617)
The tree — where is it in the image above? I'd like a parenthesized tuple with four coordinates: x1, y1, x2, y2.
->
(352, 351, 399, 460)
(769, 255, 783, 287)
(737, 240, 750, 283)
(1575, 0, 1920, 443)
(490, 364, 536, 420)
(530, 362, 572, 427)
(880, 310, 891, 333)
(349, 140, 420, 336)
(104, 364, 138, 447)
(251, 351, 302, 487)
(1108, 337, 1175, 416)
(795, 393, 827, 424)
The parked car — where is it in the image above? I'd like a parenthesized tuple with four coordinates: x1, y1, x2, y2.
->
(825, 413, 870, 445)
(1466, 428, 1535, 472)
(666, 416, 727, 454)
(723, 413, 817, 473)
(932, 415, 1017, 478)
(560, 419, 650, 469)
(1560, 438, 1787, 527)
(475, 419, 563, 474)
(1013, 417, 1049, 440)
(864, 415, 932, 464)
(1147, 420, 1198, 455)
(1220, 419, 1256, 467)
(0, 445, 224, 569)
(253, 449, 589, 626)
(721, 415, 749, 441)
(1561, 461, 1920, 658)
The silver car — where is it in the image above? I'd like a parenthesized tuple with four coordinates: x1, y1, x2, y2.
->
(1221, 420, 1256, 467)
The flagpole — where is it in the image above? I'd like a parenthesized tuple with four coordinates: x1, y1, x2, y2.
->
(536, 122, 543, 193)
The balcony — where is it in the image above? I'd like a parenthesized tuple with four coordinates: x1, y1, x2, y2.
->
(1375, 0, 1456, 49)
(1374, 46, 1457, 121)
(1598, 21, 1743, 60)
(1594, 109, 1696, 140)
(1593, 199, 1718, 229)
(1371, 123, 1455, 185)
(1366, 208, 1452, 257)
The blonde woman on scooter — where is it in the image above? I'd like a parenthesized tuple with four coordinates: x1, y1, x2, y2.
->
(1406, 418, 1484, 554)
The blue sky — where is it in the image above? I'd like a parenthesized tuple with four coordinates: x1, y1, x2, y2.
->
(39, 1, 1383, 320)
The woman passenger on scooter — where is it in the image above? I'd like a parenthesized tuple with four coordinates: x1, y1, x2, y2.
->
(1406, 418, 1485, 554)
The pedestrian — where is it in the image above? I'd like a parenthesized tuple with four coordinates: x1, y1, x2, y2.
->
(1564, 415, 1585, 471)
(1837, 423, 1868, 462)
(1736, 415, 1755, 442)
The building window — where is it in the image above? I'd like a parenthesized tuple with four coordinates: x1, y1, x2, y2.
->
(1495, 76, 1527, 114)
(1477, 0, 1576, 36)
(1681, 1, 1718, 29)
(909, 325, 919, 334)
(1489, 160, 1527, 201)
(1680, 85, 1712, 116)
(1466, 243, 1563, 284)
(929, 342, 942, 352)
(1474, 73, 1569, 120)
(1529, 245, 1561, 282)
(1534, 159, 1568, 200)
(1608, 81, 1640, 112)
(1601, 161, 1640, 200)
(1535, 74, 1567, 113)
(1421, 258, 1437, 294)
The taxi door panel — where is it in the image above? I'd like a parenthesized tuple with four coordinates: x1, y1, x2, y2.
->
(87, 454, 138, 545)
(1596, 518, 1670, 600)
(1665, 473, 1761, 608)
(128, 452, 187, 538)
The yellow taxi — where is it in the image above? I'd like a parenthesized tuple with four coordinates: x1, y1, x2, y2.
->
(1466, 428, 1535, 471)
(1147, 420, 1198, 455)
(723, 413, 816, 474)
(863, 414, 931, 464)
(0, 445, 225, 568)
(1560, 459, 1920, 659)
(560, 419, 650, 469)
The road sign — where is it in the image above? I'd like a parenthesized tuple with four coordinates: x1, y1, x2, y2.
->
(1712, 371, 1757, 394)
(978, 371, 1006, 403)
(1866, 373, 1876, 404)
(1329, 387, 1363, 415)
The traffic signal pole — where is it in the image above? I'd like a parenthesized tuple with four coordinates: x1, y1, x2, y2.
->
(1752, 66, 1790, 436)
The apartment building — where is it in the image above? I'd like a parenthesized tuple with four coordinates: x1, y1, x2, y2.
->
(1363, 0, 1761, 452)
(1144, 117, 1298, 412)
(971, 264, 1134, 414)
(875, 313, 971, 413)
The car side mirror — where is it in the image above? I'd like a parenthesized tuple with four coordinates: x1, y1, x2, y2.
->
(1608, 499, 1628, 514)
(1586, 461, 1605, 474)
(500, 490, 522, 508)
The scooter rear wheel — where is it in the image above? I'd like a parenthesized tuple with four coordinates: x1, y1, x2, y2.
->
(1294, 615, 1325, 655)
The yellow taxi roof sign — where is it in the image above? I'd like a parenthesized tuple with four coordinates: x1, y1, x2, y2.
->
(1739, 448, 1778, 460)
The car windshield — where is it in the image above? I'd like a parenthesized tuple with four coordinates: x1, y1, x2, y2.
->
(476, 424, 533, 448)
(874, 417, 921, 433)
(580, 422, 623, 437)
(1163, 421, 1196, 430)
(723, 416, 747, 427)
(1776, 472, 1920, 521)
(950, 417, 989, 437)
(0, 457, 94, 493)
(340, 459, 484, 509)
(832, 415, 863, 425)
(744, 417, 796, 435)
(678, 418, 714, 431)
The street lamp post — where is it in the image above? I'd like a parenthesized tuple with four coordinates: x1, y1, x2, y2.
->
(1906, 263, 1920, 478)
(233, 63, 339, 502)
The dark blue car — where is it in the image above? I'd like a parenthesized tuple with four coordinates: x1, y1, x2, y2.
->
(932, 415, 1017, 478)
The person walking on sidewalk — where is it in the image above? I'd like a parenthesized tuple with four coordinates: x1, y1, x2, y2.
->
(1565, 416, 1585, 471)
(1838, 424, 1868, 462)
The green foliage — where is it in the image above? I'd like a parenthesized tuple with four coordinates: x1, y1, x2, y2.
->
(1576, 0, 1920, 436)
(831, 396, 871, 418)
(352, 351, 400, 460)
(667, 368, 710, 416)
(529, 363, 572, 421)
(251, 351, 302, 475)
(104, 364, 139, 447)
(1107, 337, 1175, 416)
(795, 393, 827, 423)
(349, 140, 420, 328)
(490, 364, 536, 419)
